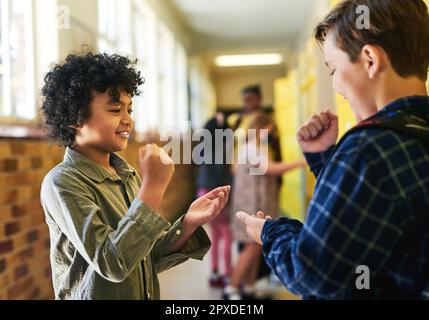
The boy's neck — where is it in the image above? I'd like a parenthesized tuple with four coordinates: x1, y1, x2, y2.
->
(375, 76, 427, 112)
(72, 145, 112, 171)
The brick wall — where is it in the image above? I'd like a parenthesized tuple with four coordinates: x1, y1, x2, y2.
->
(0, 139, 196, 300)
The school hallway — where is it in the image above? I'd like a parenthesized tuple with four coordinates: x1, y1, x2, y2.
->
(0, 0, 428, 301)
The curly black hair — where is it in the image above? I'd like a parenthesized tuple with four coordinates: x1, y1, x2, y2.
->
(41, 52, 144, 147)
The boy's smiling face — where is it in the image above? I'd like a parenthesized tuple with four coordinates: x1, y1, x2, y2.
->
(74, 90, 134, 153)
(323, 30, 378, 121)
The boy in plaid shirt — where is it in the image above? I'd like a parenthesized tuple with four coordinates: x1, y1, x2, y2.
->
(236, 0, 429, 299)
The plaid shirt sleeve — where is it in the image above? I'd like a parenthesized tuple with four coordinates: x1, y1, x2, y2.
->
(304, 145, 335, 178)
(261, 131, 406, 298)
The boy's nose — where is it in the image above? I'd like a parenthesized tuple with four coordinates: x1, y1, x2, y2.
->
(121, 116, 132, 126)
(123, 111, 133, 121)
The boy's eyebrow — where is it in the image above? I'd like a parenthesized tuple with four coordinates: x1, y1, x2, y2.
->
(107, 99, 133, 107)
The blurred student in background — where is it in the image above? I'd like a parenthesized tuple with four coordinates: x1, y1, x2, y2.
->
(224, 113, 306, 300)
(196, 112, 234, 288)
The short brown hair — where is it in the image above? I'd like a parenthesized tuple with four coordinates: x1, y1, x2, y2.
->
(315, 0, 429, 81)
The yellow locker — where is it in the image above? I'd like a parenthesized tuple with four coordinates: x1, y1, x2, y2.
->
(274, 72, 305, 221)
(274, 39, 319, 222)
(297, 39, 319, 214)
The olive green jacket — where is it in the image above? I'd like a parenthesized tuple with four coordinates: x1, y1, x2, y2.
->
(41, 147, 210, 300)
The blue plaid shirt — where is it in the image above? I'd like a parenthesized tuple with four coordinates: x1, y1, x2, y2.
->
(262, 96, 429, 300)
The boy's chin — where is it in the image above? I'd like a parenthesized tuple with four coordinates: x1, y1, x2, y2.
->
(111, 141, 128, 152)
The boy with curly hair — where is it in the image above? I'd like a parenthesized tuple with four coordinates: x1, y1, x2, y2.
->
(237, 0, 429, 299)
(40, 52, 230, 300)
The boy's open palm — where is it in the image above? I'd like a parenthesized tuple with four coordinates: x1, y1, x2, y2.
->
(184, 186, 231, 228)
(236, 211, 273, 245)
(297, 109, 339, 153)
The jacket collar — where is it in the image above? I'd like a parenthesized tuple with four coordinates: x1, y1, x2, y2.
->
(63, 147, 136, 183)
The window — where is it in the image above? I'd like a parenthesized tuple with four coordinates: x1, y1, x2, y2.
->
(0, 0, 35, 121)
(189, 57, 216, 129)
(158, 22, 175, 129)
(97, 0, 117, 53)
(175, 41, 188, 128)
(131, 0, 159, 133)
(97, 0, 132, 55)
(98, 0, 189, 134)
(157, 23, 189, 130)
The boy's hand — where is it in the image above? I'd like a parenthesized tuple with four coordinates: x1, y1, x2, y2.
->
(183, 186, 231, 229)
(137, 144, 174, 210)
(170, 186, 230, 253)
(297, 109, 338, 153)
(139, 144, 174, 189)
(236, 211, 272, 245)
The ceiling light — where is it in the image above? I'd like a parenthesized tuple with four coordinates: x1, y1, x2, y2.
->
(214, 54, 283, 67)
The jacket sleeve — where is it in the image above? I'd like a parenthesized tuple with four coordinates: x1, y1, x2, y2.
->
(151, 215, 211, 273)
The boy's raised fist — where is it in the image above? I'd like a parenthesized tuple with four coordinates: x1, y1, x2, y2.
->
(297, 109, 339, 153)
(138, 144, 175, 193)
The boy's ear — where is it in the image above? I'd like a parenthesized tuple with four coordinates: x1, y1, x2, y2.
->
(361, 44, 385, 80)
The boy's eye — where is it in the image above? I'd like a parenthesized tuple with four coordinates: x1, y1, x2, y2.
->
(128, 109, 133, 115)
(330, 70, 336, 76)
(110, 109, 121, 113)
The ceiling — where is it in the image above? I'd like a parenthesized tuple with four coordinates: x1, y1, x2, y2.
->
(168, 0, 325, 54)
